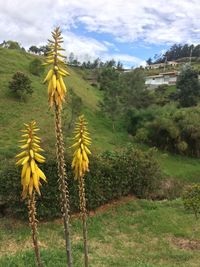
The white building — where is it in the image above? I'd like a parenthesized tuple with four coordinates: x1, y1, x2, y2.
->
(145, 71, 178, 88)
(146, 61, 179, 70)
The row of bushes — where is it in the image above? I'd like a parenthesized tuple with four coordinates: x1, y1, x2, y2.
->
(0, 147, 161, 219)
(128, 105, 200, 157)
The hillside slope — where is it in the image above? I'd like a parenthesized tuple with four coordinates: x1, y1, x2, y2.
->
(0, 48, 128, 166)
(1, 48, 200, 183)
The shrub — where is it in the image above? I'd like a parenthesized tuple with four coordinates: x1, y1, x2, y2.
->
(134, 128, 149, 143)
(29, 58, 44, 76)
(176, 64, 200, 107)
(9, 72, 33, 100)
(132, 106, 200, 157)
(0, 147, 161, 219)
(182, 184, 200, 219)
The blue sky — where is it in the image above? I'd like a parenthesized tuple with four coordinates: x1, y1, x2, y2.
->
(71, 22, 169, 64)
(1, 0, 200, 68)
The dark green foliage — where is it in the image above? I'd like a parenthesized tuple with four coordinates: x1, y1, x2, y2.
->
(153, 85, 172, 106)
(0, 148, 161, 219)
(9, 72, 33, 100)
(153, 43, 200, 63)
(125, 106, 157, 135)
(176, 64, 200, 107)
(29, 46, 40, 54)
(120, 69, 151, 109)
(28, 45, 50, 55)
(67, 89, 83, 129)
(29, 58, 44, 76)
(99, 68, 122, 129)
(131, 105, 200, 157)
(182, 184, 200, 219)
(98, 68, 149, 130)
(0, 40, 21, 50)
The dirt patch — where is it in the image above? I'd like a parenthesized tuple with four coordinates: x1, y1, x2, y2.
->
(89, 195, 136, 216)
(53, 195, 136, 223)
(170, 236, 200, 250)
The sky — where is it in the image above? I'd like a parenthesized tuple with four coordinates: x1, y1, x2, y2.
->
(1, 0, 200, 68)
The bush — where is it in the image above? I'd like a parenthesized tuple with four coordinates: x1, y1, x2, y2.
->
(9, 72, 33, 100)
(29, 58, 44, 76)
(182, 184, 200, 219)
(132, 105, 200, 157)
(176, 64, 200, 107)
(0, 147, 161, 219)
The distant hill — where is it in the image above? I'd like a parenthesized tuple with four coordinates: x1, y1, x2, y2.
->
(147, 44, 200, 65)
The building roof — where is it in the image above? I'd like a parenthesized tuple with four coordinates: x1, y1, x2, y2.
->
(145, 75, 163, 79)
(160, 71, 178, 75)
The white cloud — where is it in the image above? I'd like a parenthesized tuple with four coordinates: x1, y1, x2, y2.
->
(1, 0, 200, 66)
(102, 53, 145, 67)
(63, 32, 108, 62)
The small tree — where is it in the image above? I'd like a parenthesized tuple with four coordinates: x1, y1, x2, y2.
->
(182, 184, 200, 243)
(29, 58, 44, 76)
(182, 184, 200, 220)
(176, 64, 200, 107)
(9, 72, 33, 100)
(68, 90, 82, 129)
(99, 67, 122, 130)
(29, 46, 40, 54)
(39, 45, 51, 56)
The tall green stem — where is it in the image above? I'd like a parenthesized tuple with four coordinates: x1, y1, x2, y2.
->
(28, 192, 43, 267)
(79, 176, 88, 267)
(55, 104, 72, 267)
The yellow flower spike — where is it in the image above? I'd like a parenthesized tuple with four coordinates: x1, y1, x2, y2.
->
(15, 121, 47, 200)
(43, 27, 70, 108)
(71, 115, 92, 180)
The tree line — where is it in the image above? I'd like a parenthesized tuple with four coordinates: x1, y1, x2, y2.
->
(0, 40, 50, 55)
(147, 43, 200, 65)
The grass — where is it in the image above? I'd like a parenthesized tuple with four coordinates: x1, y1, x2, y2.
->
(156, 151, 200, 183)
(1, 198, 200, 266)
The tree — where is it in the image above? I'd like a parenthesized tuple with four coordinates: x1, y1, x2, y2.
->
(176, 64, 200, 107)
(29, 58, 44, 76)
(116, 61, 123, 71)
(146, 57, 153, 65)
(68, 91, 82, 129)
(29, 46, 40, 54)
(39, 45, 50, 55)
(9, 72, 33, 100)
(183, 184, 200, 220)
(104, 59, 116, 68)
(99, 68, 121, 130)
(120, 69, 149, 110)
(1, 40, 21, 50)
(68, 52, 75, 64)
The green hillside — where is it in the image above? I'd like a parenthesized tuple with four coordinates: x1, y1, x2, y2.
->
(0, 48, 129, 166)
(1, 47, 200, 183)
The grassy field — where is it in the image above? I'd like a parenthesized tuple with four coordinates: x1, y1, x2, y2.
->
(155, 151, 200, 183)
(1, 198, 200, 267)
